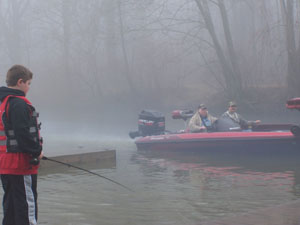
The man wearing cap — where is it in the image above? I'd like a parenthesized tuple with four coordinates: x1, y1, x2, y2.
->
(221, 101, 261, 129)
(188, 104, 218, 132)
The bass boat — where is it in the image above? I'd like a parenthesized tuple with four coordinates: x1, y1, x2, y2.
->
(129, 98, 300, 151)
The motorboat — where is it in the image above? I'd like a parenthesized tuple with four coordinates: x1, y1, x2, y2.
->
(134, 127, 299, 151)
(129, 98, 300, 151)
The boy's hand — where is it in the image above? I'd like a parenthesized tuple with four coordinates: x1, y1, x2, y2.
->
(38, 151, 44, 160)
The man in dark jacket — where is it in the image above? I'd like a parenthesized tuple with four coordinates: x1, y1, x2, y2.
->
(0, 65, 43, 225)
(221, 101, 261, 129)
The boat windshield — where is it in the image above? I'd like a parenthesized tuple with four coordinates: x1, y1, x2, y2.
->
(216, 117, 242, 132)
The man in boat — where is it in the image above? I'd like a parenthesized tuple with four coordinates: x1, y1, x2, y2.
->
(221, 101, 261, 130)
(188, 104, 218, 132)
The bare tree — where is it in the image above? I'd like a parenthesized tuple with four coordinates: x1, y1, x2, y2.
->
(194, 0, 243, 100)
(0, 0, 30, 63)
(62, 0, 72, 81)
(280, 0, 300, 96)
(117, 0, 137, 96)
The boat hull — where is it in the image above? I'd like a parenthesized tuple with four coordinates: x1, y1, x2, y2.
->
(135, 131, 300, 151)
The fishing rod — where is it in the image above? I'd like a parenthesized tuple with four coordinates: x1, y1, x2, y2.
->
(38, 156, 134, 192)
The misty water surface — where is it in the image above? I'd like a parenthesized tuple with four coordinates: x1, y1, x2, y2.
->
(1, 136, 297, 225)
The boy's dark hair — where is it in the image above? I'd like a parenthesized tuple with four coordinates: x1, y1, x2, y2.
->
(6, 65, 33, 86)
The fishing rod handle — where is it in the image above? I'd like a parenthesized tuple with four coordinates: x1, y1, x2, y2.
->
(29, 157, 40, 165)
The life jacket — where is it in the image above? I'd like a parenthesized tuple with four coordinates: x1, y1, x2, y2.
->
(0, 95, 42, 175)
(201, 116, 212, 127)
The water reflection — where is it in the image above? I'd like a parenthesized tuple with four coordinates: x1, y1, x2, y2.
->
(1, 142, 299, 225)
(38, 146, 300, 224)
(132, 149, 300, 214)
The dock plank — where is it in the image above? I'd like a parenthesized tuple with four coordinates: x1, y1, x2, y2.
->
(39, 150, 116, 171)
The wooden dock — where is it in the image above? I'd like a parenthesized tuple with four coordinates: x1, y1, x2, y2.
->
(39, 150, 116, 174)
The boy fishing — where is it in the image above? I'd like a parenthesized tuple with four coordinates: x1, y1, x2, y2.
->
(0, 65, 43, 225)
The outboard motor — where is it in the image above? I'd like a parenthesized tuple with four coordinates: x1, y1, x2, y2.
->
(129, 110, 165, 139)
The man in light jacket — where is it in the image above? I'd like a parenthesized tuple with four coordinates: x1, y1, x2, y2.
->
(188, 104, 218, 132)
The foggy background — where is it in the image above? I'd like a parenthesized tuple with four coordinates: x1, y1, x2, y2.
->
(0, 0, 299, 138)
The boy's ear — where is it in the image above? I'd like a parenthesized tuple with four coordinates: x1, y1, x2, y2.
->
(16, 79, 24, 85)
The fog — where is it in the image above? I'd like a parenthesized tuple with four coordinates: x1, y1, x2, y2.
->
(0, 0, 299, 138)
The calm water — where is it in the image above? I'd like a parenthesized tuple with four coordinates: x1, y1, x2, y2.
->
(1, 138, 300, 225)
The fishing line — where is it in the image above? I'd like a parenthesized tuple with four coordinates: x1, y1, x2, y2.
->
(41, 156, 134, 192)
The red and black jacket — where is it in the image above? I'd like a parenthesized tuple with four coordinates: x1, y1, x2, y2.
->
(0, 88, 42, 174)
